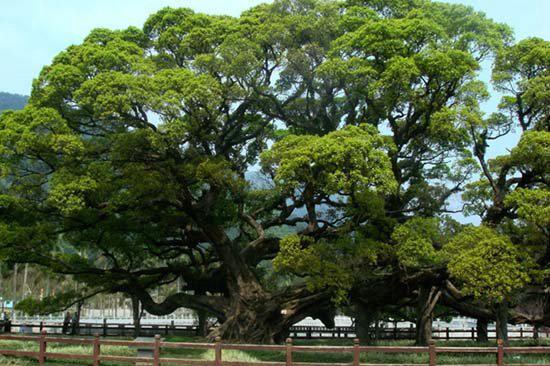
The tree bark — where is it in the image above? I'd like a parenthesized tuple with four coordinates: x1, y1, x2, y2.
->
(12, 264, 18, 302)
(193, 289, 209, 337)
(22, 264, 29, 299)
(374, 319, 381, 340)
(476, 318, 489, 343)
(354, 302, 378, 342)
(495, 302, 509, 345)
(204, 223, 328, 343)
(355, 303, 372, 343)
(196, 309, 209, 337)
(415, 286, 440, 346)
(45, 275, 51, 297)
(131, 296, 142, 338)
(212, 298, 283, 343)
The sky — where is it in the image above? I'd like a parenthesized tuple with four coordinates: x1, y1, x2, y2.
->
(1, 0, 549, 96)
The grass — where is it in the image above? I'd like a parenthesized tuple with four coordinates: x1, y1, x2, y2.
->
(1, 336, 550, 365)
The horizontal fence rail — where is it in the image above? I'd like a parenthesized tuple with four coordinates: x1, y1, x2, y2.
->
(3, 321, 548, 340)
(0, 332, 550, 366)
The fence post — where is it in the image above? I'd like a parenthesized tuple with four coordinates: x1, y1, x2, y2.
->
(38, 330, 47, 365)
(353, 338, 360, 366)
(446, 327, 449, 341)
(215, 336, 222, 366)
(103, 318, 107, 337)
(286, 338, 293, 366)
(307, 326, 312, 339)
(429, 340, 436, 366)
(153, 334, 161, 366)
(93, 333, 101, 366)
(496, 339, 504, 366)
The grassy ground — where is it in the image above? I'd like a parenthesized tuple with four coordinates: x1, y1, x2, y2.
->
(1, 336, 550, 365)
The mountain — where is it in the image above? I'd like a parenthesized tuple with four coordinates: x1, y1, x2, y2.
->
(0, 92, 28, 113)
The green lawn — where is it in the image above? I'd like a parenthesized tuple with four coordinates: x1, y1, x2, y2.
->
(1, 336, 550, 365)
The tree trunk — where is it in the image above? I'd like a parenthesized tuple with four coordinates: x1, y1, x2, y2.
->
(194, 289, 209, 337)
(133, 280, 330, 344)
(45, 275, 51, 297)
(211, 292, 284, 343)
(204, 224, 294, 343)
(495, 302, 509, 345)
(354, 302, 377, 342)
(476, 318, 489, 343)
(131, 296, 142, 338)
(12, 264, 18, 301)
(374, 320, 380, 340)
(415, 313, 432, 346)
(130, 222, 333, 343)
(415, 286, 440, 346)
(210, 283, 331, 343)
(196, 309, 209, 337)
(22, 264, 29, 299)
(534, 324, 540, 341)
(71, 301, 83, 335)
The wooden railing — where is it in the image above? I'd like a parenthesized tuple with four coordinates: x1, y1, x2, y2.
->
(6, 321, 548, 340)
(8, 320, 198, 337)
(0, 332, 549, 366)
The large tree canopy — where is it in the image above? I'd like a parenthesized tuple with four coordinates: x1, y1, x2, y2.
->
(0, 0, 547, 344)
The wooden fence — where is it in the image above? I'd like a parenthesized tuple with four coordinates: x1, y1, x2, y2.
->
(7, 321, 548, 340)
(288, 325, 547, 340)
(9, 320, 198, 337)
(0, 332, 549, 366)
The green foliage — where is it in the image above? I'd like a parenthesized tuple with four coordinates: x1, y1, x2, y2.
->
(261, 125, 397, 196)
(392, 218, 444, 269)
(15, 290, 83, 315)
(493, 37, 550, 130)
(444, 226, 530, 304)
(274, 233, 379, 304)
(506, 130, 550, 175)
(505, 188, 550, 229)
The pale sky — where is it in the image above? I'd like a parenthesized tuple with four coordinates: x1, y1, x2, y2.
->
(0, 0, 548, 96)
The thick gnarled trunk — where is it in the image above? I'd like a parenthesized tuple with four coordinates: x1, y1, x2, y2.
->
(210, 281, 332, 343)
(131, 272, 330, 343)
(212, 298, 285, 343)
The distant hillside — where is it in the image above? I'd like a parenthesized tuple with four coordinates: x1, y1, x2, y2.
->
(0, 92, 28, 113)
